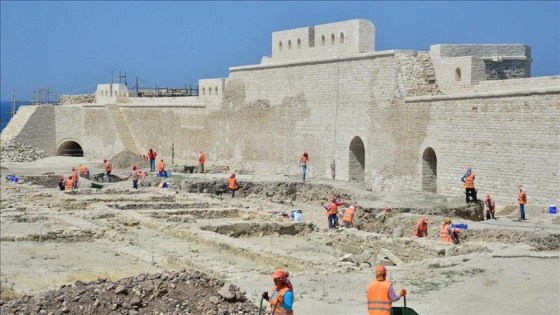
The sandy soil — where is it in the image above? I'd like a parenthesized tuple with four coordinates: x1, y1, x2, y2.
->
(1, 156, 559, 315)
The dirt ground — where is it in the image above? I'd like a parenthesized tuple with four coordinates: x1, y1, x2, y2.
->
(1, 156, 559, 315)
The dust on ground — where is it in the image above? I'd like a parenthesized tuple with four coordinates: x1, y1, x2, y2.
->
(1, 156, 559, 315)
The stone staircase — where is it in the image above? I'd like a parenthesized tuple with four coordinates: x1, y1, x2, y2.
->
(417, 52, 442, 95)
(106, 104, 139, 154)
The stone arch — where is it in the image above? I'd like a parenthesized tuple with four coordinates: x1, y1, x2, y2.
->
(455, 67, 461, 81)
(288, 40, 292, 50)
(340, 32, 344, 43)
(321, 35, 325, 46)
(57, 140, 84, 157)
(279, 41, 283, 51)
(349, 136, 365, 181)
(215, 87, 218, 94)
(331, 33, 335, 44)
(422, 147, 437, 193)
(297, 38, 301, 48)
(202, 87, 206, 95)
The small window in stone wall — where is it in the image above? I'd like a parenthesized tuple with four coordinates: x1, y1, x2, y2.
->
(297, 38, 301, 49)
(288, 40, 292, 50)
(215, 87, 218, 94)
(340, 32, 344, 43)
(455, 68, 461, 81)
(279, 41, 283, 51)
(209, 87, 212, 95)
(202, 87, 206, 95)
(321, 35, 325, 46)
(331, 33, 335, 44)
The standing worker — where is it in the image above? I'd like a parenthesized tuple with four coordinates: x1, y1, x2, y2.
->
(127, 165, 141, 189)
(412, 217, 429, 237)
(518, 185, 527, 220)
(327, 195, 347, 229)
(342, 202, 358, 228)
(261, 269, 294, 315)
(461, 167, 477, 203)
(148, 149, 158, 172)
(484, 193, 497, 220)
(103, 159, 113, 183)
(198, 151, 206, 174)
(300, 151, 309, 182)
(228, 172, 239, 198)
(71, 167, 79, 189)
(367, 265, 406, 315)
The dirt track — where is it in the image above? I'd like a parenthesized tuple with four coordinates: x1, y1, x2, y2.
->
(1, 156, 559, 314)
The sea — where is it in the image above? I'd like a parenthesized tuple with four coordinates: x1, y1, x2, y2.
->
(0, 100, 32, 133)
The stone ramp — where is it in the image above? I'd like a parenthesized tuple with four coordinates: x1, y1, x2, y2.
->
(0, 106, 38, 144)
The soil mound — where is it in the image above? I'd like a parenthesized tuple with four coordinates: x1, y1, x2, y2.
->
(109, 150, 149, 169)
(0, 269, 258, 315)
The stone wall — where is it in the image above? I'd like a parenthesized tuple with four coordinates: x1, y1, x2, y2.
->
(13, 105, 56, 155)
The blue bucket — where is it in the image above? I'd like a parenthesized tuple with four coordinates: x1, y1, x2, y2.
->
(451, 223, 468, 229)
(549, 205, 557, 215)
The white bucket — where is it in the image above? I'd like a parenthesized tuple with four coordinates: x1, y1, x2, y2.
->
(292, 209, 303, 221)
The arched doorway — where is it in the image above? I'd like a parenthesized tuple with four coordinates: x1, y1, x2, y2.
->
(57, 140, 84, 157)
(422, 147, 437, 193)
(349, 136, 365, 181)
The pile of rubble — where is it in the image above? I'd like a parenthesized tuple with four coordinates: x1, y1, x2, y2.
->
(59, 94, 95, 104)
(110, 150, 149, 169)
(0, 141, 45, 162)
(0, 269, 259, 315)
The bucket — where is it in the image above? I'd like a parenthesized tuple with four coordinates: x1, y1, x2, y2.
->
(451, 223, 468, 229)
(291, 209, 303, 221)
(549, 205, 557, 215)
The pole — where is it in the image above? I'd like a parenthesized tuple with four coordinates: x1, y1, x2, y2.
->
(46, 85, 50, 105)
(11, 90, 16, 118)
(111, 70, 114, 97)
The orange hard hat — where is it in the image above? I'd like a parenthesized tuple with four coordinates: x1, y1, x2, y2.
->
(375, 265, 387, 274)
(271, 269, 288, 279)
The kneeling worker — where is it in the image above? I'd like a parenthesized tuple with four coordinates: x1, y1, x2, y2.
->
(412, 217, 428, 237)
(367, 265, 406, 315)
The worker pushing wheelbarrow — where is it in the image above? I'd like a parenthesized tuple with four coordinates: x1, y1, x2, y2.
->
(368, 265, 419, 315)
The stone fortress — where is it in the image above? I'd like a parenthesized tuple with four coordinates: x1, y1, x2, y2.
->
(2, 19, 559, 207)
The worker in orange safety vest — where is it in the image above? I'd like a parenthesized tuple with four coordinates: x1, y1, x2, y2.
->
(439, 217, 460, 244)
(461, 167, 477, 203)
(342, 202, 358, 228)
(518, 185, 527, 220)
(64, 175, 74, 191)
(367, 265, 406, 315)
(228, 172, 239, 198)
(412, 217, 428, 237)
(261, 269, 294, 315)
(326, 195, 346, 229)
(198, 151, 206, 174)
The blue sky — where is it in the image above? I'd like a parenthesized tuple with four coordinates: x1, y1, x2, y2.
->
(1, 1, 559, 102)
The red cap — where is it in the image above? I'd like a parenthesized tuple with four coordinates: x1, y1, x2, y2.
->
(271, 269, 288, 279)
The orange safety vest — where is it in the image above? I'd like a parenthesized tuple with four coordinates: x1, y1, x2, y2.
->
(367, 280, 392, 315)
(328, 201, 339, 215)
(228, 178, 238, 190)
(439, 224, 452, 242)
(198, 154, 206, 164)
(157, 161, 164, 172)
(464, 173, 475, 188)
(269, 286, 294, 315)
(300, 155, 308, 165)
(65, 179, 74, 191)
(105, 162, 112, 172)
(412, 220, 427, 237)
(342, 206, 355, 223)
(518, 191, 527, 205)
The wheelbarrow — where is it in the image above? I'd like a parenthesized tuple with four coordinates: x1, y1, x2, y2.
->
(90, 183, 104, 189)
(391, 296, 419, 315)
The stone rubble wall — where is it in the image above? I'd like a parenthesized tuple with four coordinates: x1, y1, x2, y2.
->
(0, 141, 45, 162)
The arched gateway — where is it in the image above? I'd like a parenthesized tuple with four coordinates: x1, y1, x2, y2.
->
(57, 140, 84, 157)
(349, 136, 365, 182)
(422, 147, 437, 193)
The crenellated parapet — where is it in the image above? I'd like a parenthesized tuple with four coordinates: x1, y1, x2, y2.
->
(262, 19, 375, 64)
